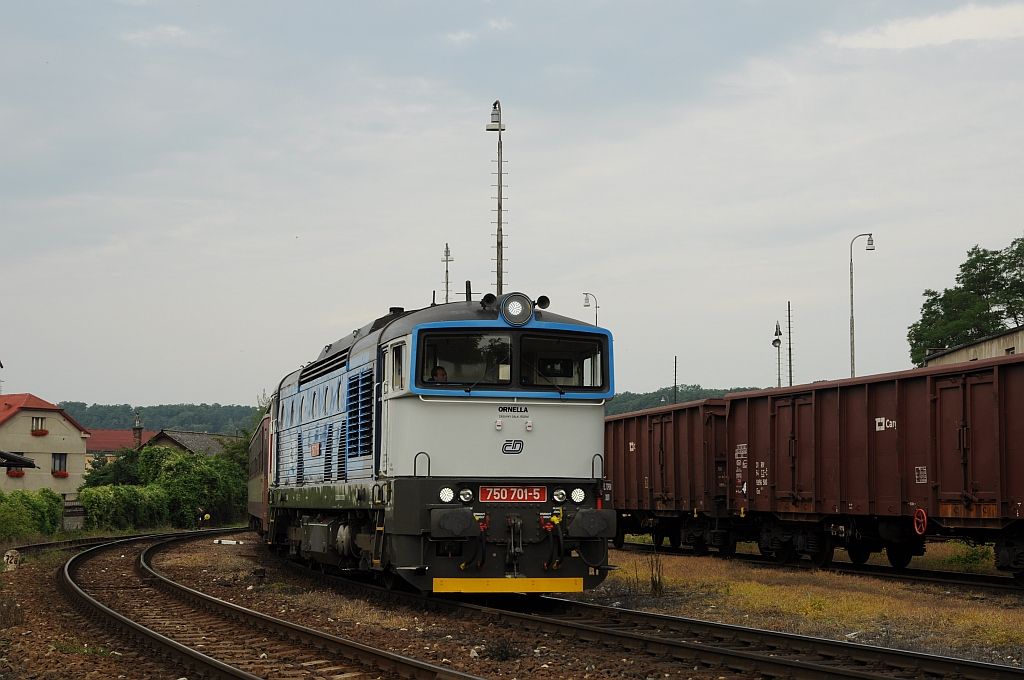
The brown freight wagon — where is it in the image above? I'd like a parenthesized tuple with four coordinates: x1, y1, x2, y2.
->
(605, 399, 736, 553)
(605, 354, 1024, 578)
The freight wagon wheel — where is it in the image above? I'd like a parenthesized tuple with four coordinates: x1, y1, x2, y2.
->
(692, 538, 711, 556)
(652, 527, 666, 549)
(716, 534, 736, 558)
(811, 537, 834, 568)
(773, 543, 796, 564)
(1014, 571, 1024, 584)
(669, 531, 682, 550)
(612, 532, 625, 550)
(845, 543, 871, 565)
(885, 544, 913, 570)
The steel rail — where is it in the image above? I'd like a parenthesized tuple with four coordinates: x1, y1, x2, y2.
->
(284, 557, 1024, 679)
(60, 532, 481, 680)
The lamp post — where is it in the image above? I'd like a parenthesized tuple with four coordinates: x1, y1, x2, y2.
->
(849, 233, 875, 378)
(582, 292, 599, 326)
(772, 321, 782, 388)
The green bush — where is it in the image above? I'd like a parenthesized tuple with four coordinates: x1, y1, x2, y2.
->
(79, 445, 245, 530)
(0, 489, 64, 541)
(946, 540, 994, 570)
(79, 483, 170, 531)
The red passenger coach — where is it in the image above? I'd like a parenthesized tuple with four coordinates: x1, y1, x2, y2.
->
(605, 354, 1024, 578)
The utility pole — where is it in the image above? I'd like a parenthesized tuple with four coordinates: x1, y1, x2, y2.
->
(673, 355, 678, 404)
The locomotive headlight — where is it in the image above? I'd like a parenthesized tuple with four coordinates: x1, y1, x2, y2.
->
(553, 488, 567, 503)
(439, 487, 455, 503)
(459, 488, 474, 503)
(571, 488, 586, 503)
(500, 292, 534, 326)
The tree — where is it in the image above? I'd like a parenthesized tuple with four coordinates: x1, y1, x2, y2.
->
(907, 237, 1024, 365)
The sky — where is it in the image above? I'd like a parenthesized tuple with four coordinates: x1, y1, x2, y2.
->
(2, 1, 1023, 406)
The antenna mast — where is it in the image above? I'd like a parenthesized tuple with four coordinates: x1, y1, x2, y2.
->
(441, 243, 454, 303)
(486, 100, 507, 295)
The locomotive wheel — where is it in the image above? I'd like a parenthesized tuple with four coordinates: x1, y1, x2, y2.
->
(846, 543, 871, 565)
(886, 544, 913, 570)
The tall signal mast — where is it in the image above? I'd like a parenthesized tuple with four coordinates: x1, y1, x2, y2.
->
(486, 100, 507, 295)
(441, 243, 454, 303)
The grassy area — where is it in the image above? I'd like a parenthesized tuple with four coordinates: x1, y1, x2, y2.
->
(599, 548, 1024, 661)
(626, 533, 1004, 574)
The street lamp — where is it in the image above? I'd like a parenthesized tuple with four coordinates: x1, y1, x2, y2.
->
(582, 292, 599, 326)
(772, 321, 782, 388)
(849, 233, 875, 378)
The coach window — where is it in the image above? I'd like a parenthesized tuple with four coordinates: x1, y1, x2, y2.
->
(391, 344, 405, 391)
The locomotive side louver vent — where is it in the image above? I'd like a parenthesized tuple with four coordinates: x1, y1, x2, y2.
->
(299, 349, 349, 387)
(324, 424, 333, 482)
(346, 370, 373, 458)
(297, 432, 304, 485)
(337, 417, 347, 480)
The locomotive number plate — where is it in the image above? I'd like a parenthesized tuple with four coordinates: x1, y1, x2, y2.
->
(479, 486, 547, 503)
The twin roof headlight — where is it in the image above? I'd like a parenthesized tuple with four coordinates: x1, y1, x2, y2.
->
(488, 292, 549, 326)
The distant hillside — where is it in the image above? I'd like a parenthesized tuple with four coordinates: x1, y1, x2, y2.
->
(605, 384, 764, 416)
(60, 402, 259, 435)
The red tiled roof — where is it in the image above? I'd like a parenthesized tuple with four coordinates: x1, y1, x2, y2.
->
(86, 429, 158, 453)
(0, 393, 90, 434)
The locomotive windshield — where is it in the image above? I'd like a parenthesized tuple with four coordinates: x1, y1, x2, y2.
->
(418, 330, 607, 392)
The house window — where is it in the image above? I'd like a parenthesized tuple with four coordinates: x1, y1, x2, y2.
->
(52, 453, 67, 472)
(1007, 347, 1016, 355)
(32, 416, 46, 431)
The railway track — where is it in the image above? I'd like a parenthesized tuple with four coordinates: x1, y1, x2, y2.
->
(285, 557, 1024, 679)
(618, 540, 1023, 591)
(57, 531, 481, 680)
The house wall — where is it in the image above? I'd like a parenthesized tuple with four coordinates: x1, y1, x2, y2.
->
(925, 329, 1024, 367)
(0, 410, 89, 499)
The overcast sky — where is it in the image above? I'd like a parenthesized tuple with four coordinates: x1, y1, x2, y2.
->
(2, 1, 1023, 406)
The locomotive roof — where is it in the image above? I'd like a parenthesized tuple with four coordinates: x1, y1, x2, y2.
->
(278, 296, 599, 394)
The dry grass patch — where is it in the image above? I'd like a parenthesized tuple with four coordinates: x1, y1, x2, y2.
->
(603, 549, 1024, 659)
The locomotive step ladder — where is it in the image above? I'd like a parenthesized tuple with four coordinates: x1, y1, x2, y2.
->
(370, 509, 386, 568)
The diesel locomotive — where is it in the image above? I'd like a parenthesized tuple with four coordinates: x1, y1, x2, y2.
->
(248, 291, 617, 592)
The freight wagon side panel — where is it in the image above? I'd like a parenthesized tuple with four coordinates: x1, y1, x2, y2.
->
(1002, 362, 1024, 521)
(934, 365, 1002, 523)
(899, 378, 933, 519)
(868, 382, 902, 516)
(649, 412, 675, 511)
